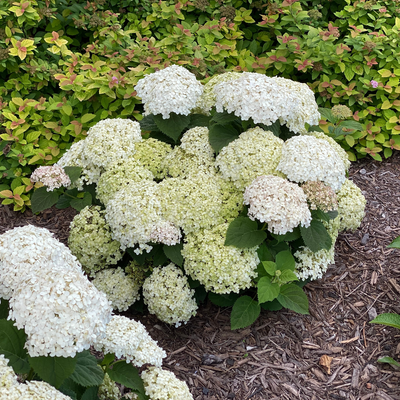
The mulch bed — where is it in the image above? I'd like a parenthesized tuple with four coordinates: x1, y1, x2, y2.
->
(1, 153, 400, 400)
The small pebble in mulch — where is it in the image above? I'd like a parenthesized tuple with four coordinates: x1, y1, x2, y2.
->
(202, 354, 223, 365)
(226, 358, 235, 366)
(202, 387, 209, 395)
(361, 233, 370, 245)
(368, 307, 378, 321)
(227, 393, 235, 399)
(359, 168, 367, 174)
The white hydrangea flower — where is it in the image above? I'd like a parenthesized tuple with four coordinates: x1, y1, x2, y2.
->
(141, 367, 194, 400)
(98, 373, 121, 400)
(142, 264, 198, 327)
(135, 65, 203, 119)
(150, 221, 182, 246)
(0, 354, 19, 389)
(92, 267, 141, 312)
(243, 175, 312, 235)
(217, 177, 244, 221)
(30, 165, 71, 191)
(0, 225, 82, 300)
(336, 178, 366, 231)
(182, 223, 259, 294)
(179, 126, 214, 159)
(194, 71, 242, 114)
(94, 315, 166, 367)
(158, 173, 223, 234)
(68, 206, 123, 277)
(276, 135, 346, 192)
(24, 381, 74, 399)
(133, 138, 173, 179)
(105, 180, 162, 253)
(301, 130, 351, 172)
(82, 118, 142, 169)
(96, 159, 154, 206)
(215, 127, 284, 190)
(294, 217, 340, 280)
(57, 139, 102, 190)
(9, 257, 112, 358)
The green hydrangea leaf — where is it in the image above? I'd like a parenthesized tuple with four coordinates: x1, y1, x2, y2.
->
(231, 296, 261, 330)
(153, 113, 190, 142)
(208, 123, 240, 153)
(257, 276, 280, 304)
(275, 250, 296, 271)
(31, 186, 60, 213)
(300, 220, 332, 252)
(211, 111, 239, 125)
(163, 243, 184, 267)
(81, 386, 99, 400)
(225, 216, 267, 248)
(69, 351, 104, 388)
(70, 192, 92, 212)
(387, 236, 400, 249)
(279, 269, 298, 283)
(208, 292, 240, 307)
(377, 356, 400, 368)
(63, 166, 82, 184)
(260, 298, 283, 311)
(0, 299, 9, 319)
(188, 114, 212, 128)
(277, 284, 309, 315)
(370, 313, 400, 330)
(262, 261, 276, 275)
(139, 114, 160, 132)
(271, 228, 301, 242)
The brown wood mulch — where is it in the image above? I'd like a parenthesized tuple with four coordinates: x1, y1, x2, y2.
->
(1, 153, 400, 400)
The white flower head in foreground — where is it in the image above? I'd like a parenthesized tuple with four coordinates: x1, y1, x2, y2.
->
(243, 175, 312, 235)
(276, 135, 346, 192)
(69, 206, 123, 276)
(301, 181, 338, 212)
(96, 159, 154, 206)
(142, 264, 198, 327)
(9, 259, 112, 358)
(180, 126, 214, 159)
(215, 127, 284, 190)
(30, 165, 71, 192)
(141, 367, 194, 400)
(94, 315, 166, 367)
(135, 65, 203, 119)
(194, 71, 242, 114)
(92, 267, 141, 312)
(0, 225, 81, 300)
(57, 139, 102, 189)
(336, 178, 366, 231)
(182, 223, 259, 294)
(214, 72, 300, 128)
(82, 118, 142, 169)
(0, 354, 19, 389)
(150, 221, 182, 247)
(105, 180, 162, 253)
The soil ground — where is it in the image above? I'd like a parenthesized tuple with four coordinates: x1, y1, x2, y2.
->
(1, 153, 400, 400)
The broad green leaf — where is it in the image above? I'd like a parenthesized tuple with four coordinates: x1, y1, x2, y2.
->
(107, 363, 148, 399)
(318, 108, 334, 122)
(327, 210, 338, 220)
(208, 292, 240, 307)
(64, 166, 82, 184)
(257, 276, 280, 303)
(70, 351, 104, 388)
(154, 113, 190, 142)
(81, 114, 96, 124)
(56, 194, 72, 209)
(62, 104, 73, 116)
(300, 220, 332, 252)
(275, 250, 295, 271)
(231, 296, 261, 330)
(271, 228, 300, 243)
(225, 216, 267, 248)
(70, 192, 92, 212)
(81, 386, 99, 400)
(211, 111, 239, 125)
(0, 299, 9, 319)
(257, 243, 274, 262)
(140, 114, 160, 132)
(279, 269, 299, 283)
(277, 284, 309, 315)
(31, 186, 60, 213)
(387, 236, 400, 249)
(188, 114, 212, 129)
(163, 243, 183, 267)
(28, 355, 77, 388)
(260, 298, 283, 311)
(0, 319, 30, 374)
(339, 120, 363, 131)
(262, 261, 276, 275)
(377, 356, 400, 368)
(311, 209, 330, 223)
(370, 313, 400, 330)
(208, 123, 240, 153)
(259, 120, 281, 137)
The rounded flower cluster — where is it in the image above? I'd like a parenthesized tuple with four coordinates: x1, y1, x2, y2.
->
(150, 221, 182, 246)
(158, 173, 223, 234)
(301, 181, 338, 212)
(94, 315, 166, 367)
(30, 165, 71, 191)
(243, 175, 312, 235)
(276, 135, 346, 191)
(82, 118, 142, 169)
(182, 223, 259, 294)
(0, 225, 81, 300)
(142, 264, 198, 327)
(133, 138, 173, 179)
(9, 259, 112, 357)
(180, 126, 214, 159)
(194, 71, 241, 114)
(105, 180, 162, 253)
(96, 159, 154, 205)
(92, 267, 141, 312)
(135, 65, 203, 118)
(331, 104, 353, 119)
(336, 179, 366, 231)
(68, 206, 123, 276)
(141, 367, 194, 400)
(214, 72, 301, 129)
(98, 373, 121, 400)
(217, 178, 244, 221)
(301, 130, 351, 171)
(0, 354, 18, 389)
(215, 127, 284, 190)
